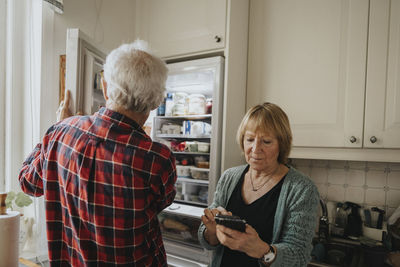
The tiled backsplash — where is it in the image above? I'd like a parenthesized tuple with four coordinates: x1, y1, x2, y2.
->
(290, 159, 400, 223)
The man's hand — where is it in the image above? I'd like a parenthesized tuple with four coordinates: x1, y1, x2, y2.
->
(56, 90, 82, 122)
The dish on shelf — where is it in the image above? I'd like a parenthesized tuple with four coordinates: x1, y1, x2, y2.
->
(190, 167, 209, 180)
(197, 142, 210, 153)
(176, 165, 192, 178)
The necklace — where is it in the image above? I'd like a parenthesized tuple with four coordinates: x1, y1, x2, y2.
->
(249, 165, 280, 192)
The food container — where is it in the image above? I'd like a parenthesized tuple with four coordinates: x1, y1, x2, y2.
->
(172, 92, 188, 115)
(176, 165, 192, 178)
(172, 103, 186, 116)
(188, 94, 206, 115)
(196, 161, 209, 169)
(161, 123, 181, 134)
(184, 141, 198, 152)
(197, 142, 210, 153)
(190, 167, 209, 180)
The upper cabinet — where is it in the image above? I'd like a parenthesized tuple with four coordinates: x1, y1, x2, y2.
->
(135, 0, 227, 58)
(247, 0, 400, 153)
(364, 0, 400, 148)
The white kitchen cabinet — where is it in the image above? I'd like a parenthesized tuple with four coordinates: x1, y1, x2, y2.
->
(135, 0, 226, 58)
(364, 0, 400, 148)
(247, 0, 400, 154)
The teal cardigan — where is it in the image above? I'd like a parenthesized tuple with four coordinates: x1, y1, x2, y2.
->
(198, 165, 319, 267)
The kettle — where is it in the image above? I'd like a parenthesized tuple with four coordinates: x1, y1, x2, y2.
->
(344, 202, 362, 239)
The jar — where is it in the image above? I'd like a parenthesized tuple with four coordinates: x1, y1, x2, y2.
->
(188, 94, 206, 115)
(206, 98, 212, 114)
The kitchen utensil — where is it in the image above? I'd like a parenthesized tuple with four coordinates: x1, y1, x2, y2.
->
(364, 208, 372, 227)
(344, 202, 362, 238)
(331, 202, 346, 237)
(371, 207, 385, 229)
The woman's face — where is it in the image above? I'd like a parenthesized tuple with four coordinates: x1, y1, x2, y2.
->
(243, 126, 280, 171)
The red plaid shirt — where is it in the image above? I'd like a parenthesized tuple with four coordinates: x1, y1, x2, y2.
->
(19, 108, 176, 266)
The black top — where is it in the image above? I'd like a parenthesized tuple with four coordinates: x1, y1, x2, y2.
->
(220, 166, 285, 267)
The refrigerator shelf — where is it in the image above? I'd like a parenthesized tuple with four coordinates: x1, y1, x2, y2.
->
(174, 199, 208, 207)
(156, 134, 211, 139)
(178, 177, 209, 185)
(173, 151, 210, 156)
(156, 114, 212, 120)
(190, 167, 209, 172)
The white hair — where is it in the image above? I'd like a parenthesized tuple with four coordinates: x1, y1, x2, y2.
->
(103, 40, 168, 113)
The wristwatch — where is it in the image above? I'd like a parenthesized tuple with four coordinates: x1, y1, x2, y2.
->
(259, 245, 276, 265)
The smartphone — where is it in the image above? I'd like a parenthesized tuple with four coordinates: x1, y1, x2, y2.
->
(214, 214, 246, 232)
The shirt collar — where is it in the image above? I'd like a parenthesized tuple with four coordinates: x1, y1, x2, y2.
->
(95, 107, 145, 133)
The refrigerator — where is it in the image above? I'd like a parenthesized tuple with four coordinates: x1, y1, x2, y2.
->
(65, 28, 224, 265)
(151, 56, 224, 265)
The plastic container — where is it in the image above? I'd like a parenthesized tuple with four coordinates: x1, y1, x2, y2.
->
(172, 92, 188, 115)
(190, 167, 209, 180)
(188, 94, 206, 115)
(176, 165, 192, 178)
(197, 142, 210, 153)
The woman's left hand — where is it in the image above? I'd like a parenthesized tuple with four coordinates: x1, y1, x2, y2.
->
(216, 223, 269, 259)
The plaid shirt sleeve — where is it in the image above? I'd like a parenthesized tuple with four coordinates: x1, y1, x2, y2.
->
(150, 152, 177, 213)
(19, 126, 55, 196)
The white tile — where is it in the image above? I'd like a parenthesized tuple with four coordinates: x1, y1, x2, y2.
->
(367, 162, 388, 171)
(366, 170, 387, 188)
(387, 171, 400, 189)
(387, 189, 400, 208)
(389, 163, 400, 171)
(345, 186, 365, 204)
(327, 185, 345, 202)
(348, 161, 366, 170)
(365, 188, 386, 206)
(310, 167, 328, 184)
(327, 168, 346, 185)
(329, 160, 346, 169)
(346, 169, 365, 186)
(292, 158, 311, 167)
(312, 160, 328, 168)
(296, 166, 311, 176)
(316, 183, 327, 199)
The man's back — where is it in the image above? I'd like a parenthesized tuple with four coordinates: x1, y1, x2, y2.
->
(19, 107, 177, 266)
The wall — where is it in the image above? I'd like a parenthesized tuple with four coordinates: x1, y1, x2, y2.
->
(291, 158, 400, 224)
(42, 0, 136, 136)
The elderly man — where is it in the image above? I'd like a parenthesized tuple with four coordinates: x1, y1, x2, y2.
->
(19, 41, 177, 266)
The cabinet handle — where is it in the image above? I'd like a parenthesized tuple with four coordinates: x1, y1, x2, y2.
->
(370, 136, 377, 143)
(349, 136, 357, 143)
(214, 35, 222, 43)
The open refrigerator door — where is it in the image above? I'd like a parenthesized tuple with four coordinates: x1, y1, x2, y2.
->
(65, 28, 107, 115)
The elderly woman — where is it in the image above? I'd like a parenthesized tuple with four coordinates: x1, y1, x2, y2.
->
(198, 102, 319, 267)
(19, 41, 177, 266)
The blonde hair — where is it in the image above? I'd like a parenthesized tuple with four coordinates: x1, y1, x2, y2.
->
(103, 40, 168, 113)
(236, 102, 292, 164)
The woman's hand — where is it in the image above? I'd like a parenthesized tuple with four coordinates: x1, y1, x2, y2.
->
(216, 223, 270, 259)
(201, 206, 231, 246)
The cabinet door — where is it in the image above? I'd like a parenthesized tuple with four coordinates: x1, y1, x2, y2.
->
(364, 0, 400, 148)
(247, 0, 369, 147)
(136, 0, 226, 58)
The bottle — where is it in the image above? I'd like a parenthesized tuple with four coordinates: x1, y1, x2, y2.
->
(157, 95, 166, 116)
(165, 92, 174, 116)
